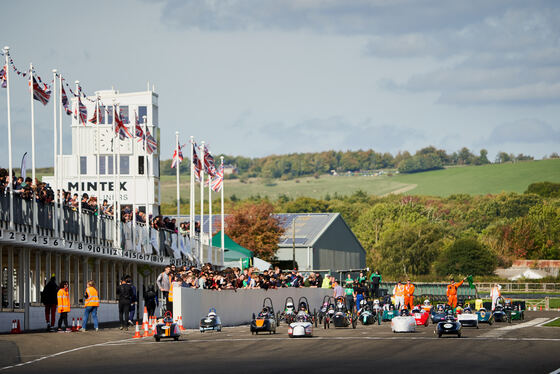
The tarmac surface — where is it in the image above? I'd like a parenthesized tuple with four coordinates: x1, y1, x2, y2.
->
(0, 311, 559, 374)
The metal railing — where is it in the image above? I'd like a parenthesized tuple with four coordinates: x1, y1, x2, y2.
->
(0, 192, 223, 267)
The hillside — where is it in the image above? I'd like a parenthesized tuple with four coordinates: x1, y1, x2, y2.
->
(159, 159, 560, 202)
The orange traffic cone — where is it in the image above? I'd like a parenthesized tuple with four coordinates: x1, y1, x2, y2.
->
(71, 318, 76, 331)
(133, 322, 142, 338)
(540, 306, 543, 311)
(10, 320, 16, 334)
(15, 319, 21, 334)
(77, 317, 82, 331)
(179, 316, 186, 331)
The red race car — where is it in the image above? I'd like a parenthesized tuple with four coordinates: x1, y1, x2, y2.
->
(412, 306, 430, 326)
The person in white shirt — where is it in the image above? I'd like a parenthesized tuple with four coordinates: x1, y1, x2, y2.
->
(490, 283, 501, 311)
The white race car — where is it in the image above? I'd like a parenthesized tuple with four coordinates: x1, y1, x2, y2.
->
(391, 309, 416, 333)
(457, 308, 479, 328)
(288, 297, 316, 338)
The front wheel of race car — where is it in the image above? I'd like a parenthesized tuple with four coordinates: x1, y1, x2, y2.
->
(424, 320, 429, 327)
(352, 315, 357, 329)
(174, 337, 179, 341)
(437, 333, 442, 338)
(457, 332, 461, 338)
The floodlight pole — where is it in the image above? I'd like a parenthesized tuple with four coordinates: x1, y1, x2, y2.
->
(292, 217, 296, 270)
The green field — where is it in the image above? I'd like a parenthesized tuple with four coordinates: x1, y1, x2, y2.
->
(160, 159, 560, 202)
(544, 318, 560, 327)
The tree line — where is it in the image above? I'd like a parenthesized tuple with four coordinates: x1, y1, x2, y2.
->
(160, 147, 557, 178)
(175, 182, 559, 278)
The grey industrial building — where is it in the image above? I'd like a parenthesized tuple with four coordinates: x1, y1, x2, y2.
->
(274, 213, 366, 272)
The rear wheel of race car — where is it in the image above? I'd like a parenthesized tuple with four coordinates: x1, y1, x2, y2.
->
(174, 337, 179, 341)
(155, 337, 160, 342)
(352, 314, 357, 329)
(457, 332, 461, 338)
(424, 319, 429, 327)
(438, 333, 442, 338)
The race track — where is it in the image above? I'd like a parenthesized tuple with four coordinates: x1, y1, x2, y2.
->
(1, 311, 559, 374)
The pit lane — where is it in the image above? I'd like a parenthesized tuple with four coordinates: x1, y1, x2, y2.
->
(1, 311, 559, 374)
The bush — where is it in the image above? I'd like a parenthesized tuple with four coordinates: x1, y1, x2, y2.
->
(525, 182, 560, 198)
(436, 237, 497, 276)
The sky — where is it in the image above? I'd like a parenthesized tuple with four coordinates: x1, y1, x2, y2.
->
(0, 0, 559, 167)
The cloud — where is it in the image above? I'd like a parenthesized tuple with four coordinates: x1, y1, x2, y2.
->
(486, 119, 560, 145)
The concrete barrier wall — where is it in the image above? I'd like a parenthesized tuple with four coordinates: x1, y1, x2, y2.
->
(173, 287, 332, 329)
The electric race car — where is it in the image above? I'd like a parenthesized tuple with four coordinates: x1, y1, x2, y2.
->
(431, 304, 451, 324)
(492, 302, 511, 323)
(288, 298, 317, 338)
(357, 299, 380, 325)
(199, 308, 222, 332)
(330, 296, 357, 329)
(381, 303, 399, 322)
(318, 296, 334, 325)
(278, 297, 297, 325)
(457, 306, 478, 328)
(411, 306, 430, 327)
(154, 311, 181, 342)
(251, 297, 278, 335)
(476, 307, 494, 325)
(322, 297, 337, 329)
(436, 310, 462, 338)
(391, 308, 416, 333)
(509, 301, 525, 321)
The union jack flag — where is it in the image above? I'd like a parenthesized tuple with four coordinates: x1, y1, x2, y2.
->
(114, 107, 131, 139)
(0, 65, 6, 88)
(134, 111, 144, 141)
(61, 86, 72, 115)
(31, 76, 51, 106)
(76, 96, 87, 125)
(211, 161, 224, 192)
(192, 142, 202, 181)
(203, 144, 217, 177)
(89, 101, 103, 124)
(171, 141, 184, 169)
(145, 130, 157, 154)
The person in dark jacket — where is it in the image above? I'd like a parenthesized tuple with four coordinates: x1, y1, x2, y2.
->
(143, 285, 158, 317)
(41, 275, 58, 331)
(116, 276, 133, 330)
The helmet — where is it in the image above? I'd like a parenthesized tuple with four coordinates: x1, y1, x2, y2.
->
(423, 299, 430, 306)
(299, 302, 307, 311)
(360, 299, 367, 307)
(373, 299, 380, 305)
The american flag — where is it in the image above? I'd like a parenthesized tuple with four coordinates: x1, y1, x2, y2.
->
(61, 86, 72, 115)
(192, 142, 202, 181)
(203, 144, 217, 177)
(114, 108, 131, 139)
(0, 65, 6, 88)
(31, 76, 51, 105)
(76, 96, 87, 125)
(145, 130, 157, 154)
(211, 161, 224, 192)
(171, 141, 184, 169)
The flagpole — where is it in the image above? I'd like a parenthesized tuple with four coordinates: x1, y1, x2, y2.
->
(189, 136, 194, 261)
(220, 156, 225, 264)
(75, 81, 82, 241)
(58, 73, 63, 237)
(208, 173, 212, 262)
(199, 141, 205, 263)
(52, 69, 58, 237)
(143, 115, 149, 252)
(4, 47, 14, 230)
(131, 110, 136, 253)
(112, 98, 117, 247)
(29, 63, 37, 234)
(96, 95, 101, 245)
(115, 100, 121, 249)
(175, 131, 180, 222)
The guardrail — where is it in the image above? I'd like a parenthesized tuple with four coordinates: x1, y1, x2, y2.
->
(0, 192, 224, 267)
(475, 283, 560, 293)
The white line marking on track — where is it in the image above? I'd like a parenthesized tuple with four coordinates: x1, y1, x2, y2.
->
(480, 318, 549, 337)
(538, 317, 560, 327)
(549, 368, 560, 374)
(0, 336, 142, 372)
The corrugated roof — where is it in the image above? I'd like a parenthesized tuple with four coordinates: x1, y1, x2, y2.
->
(275, 213, 338, 247)
(176, 213, 338, 247)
